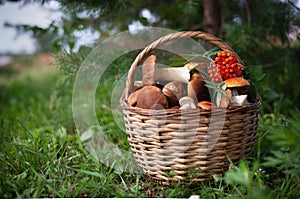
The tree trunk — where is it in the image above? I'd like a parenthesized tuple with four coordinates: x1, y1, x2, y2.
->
(203, 0, 221, 36)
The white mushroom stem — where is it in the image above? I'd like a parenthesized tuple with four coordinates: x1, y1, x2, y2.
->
(155, 66, 191, 83)
(230, 95, 248, 106)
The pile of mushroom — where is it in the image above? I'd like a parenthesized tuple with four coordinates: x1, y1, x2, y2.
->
(127, 55, 252, 110)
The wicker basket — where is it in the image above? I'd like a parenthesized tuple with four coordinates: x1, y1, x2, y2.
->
(120, 31, 260, 184)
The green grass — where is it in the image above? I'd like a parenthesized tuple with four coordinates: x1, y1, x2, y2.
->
(0, 58, 299, 198)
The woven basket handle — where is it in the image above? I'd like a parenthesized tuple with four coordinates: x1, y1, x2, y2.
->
(122, 31, 238, 100)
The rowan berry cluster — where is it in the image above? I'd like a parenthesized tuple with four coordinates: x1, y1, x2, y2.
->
(208, 51, 243, 82)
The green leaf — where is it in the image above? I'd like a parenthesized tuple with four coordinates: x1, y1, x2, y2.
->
(216, 92, 222, 107)
(169, 56, 186, 61)
(244, 66, 266, 84)
(194, 68, 209, 77)
(224, 160, 252, 188)
(220, 82, 227, 91)
(204, 80, 218, 87)
(169, 60, 186, 67)
(204, 84, 217, 89)
(203, 47, 222, 57)
(168, 56, 187, 67)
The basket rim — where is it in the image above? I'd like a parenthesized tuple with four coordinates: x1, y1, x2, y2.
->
(121, 98, 261, 116)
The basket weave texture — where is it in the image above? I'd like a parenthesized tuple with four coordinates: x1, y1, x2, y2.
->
(120, 31, 260, 184)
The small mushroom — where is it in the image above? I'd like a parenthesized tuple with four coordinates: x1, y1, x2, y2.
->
(220, 89, 232, 108)
(162, 81, 186, 107)
(142, 55, 157, 85)
(136, 85, 168, 109)
(188, 73, 210, 102)
(179, 96, 197, 110)
(224, 77, 250, 96)
(198, 101, 217, 110)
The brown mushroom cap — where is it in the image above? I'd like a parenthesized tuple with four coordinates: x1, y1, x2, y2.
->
(136, 85, 168, 109)
(198, 101, 217, 110)
(224, 77, 250, 88)
(142, 55, 156, 85)
(224, 77, 251, 94)
(128, 88, 142, 106)
(188, 73, 211, 102)
(162, 81, 186, 106)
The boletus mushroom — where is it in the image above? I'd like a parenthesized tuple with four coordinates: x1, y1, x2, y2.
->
(136, 85, 168, 109)
(224, 77, 251, 106)
(128, 88, 142, 106)
(162, 81, 186, 107)
(224, 77, 250, 96)
(188, 73, 210, 102)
